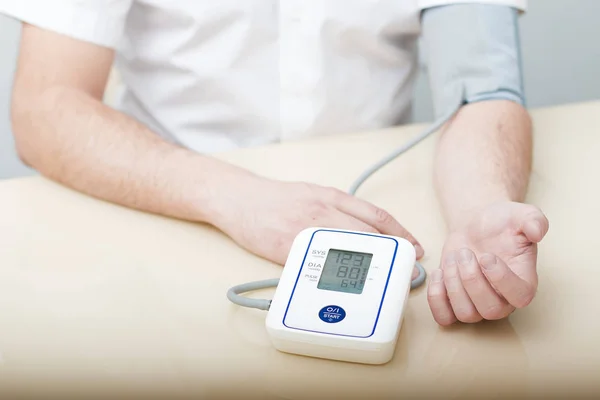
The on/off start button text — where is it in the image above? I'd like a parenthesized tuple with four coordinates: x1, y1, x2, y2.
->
(318, 305, 346, 323)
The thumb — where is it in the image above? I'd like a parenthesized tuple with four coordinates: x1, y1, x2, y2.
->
(515, 204, 549, 243)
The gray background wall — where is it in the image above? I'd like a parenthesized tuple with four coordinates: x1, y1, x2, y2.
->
(1, 0, 599, 180)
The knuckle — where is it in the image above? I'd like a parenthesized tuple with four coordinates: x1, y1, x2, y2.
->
(458, 315, 482, 324)
(459, 270, 480, 286)
(434, 313, 457, 326)
(480, 303, 508, 320)
(444, 285, 462, 297)
(525, 205, 547, 224)
(427, 301, 457, 326)
(455, 308, 482, 323)
(487, 265, 509, 283)
(442, 266, 460, 281)
(325, 187, 345, 202)
(427, 287, 444, 300)
(374, 207, 395, 226)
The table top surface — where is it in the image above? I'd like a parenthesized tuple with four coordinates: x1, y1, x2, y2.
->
(0, 101, 599, 399)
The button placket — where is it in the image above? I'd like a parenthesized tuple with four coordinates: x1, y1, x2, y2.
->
(279, 1, 319, 139)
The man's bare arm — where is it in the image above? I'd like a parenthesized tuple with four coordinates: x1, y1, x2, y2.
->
(11, 24, 251, 224)
(420, 3, 548, 325)
(433, 100, 533, 231)
(10, 23, 424, 265)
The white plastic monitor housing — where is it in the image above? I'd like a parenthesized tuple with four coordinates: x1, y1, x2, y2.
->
(265, 227, 416, 365)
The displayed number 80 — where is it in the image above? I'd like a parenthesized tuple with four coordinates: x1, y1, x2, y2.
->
(337, 266, 361, 279)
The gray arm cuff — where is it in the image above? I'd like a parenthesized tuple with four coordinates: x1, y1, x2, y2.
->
(421, 3, 526, 118)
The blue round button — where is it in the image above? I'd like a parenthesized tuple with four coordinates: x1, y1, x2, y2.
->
(319, 305, 346, 323)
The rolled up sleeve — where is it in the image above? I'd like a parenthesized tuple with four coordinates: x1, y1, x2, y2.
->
(0, 0, 134, 48)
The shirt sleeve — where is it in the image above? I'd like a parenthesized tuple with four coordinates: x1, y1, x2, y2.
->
(0, 0, 134, 48)
(418, 0, 527, 13)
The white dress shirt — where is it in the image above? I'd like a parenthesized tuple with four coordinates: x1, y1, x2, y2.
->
(1, 0, 526, 154)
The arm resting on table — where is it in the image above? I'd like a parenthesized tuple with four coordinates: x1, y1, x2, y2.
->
(420, 4, 548, 326)
(9, 24, 426, 266)
(10, 24, 251, 226)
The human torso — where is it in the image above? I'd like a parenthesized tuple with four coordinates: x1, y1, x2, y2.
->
(113, 0, 424, 153)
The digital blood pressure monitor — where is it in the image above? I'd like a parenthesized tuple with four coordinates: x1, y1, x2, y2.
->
(265, 227, 416, 365)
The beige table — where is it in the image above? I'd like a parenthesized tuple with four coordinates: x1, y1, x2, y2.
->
(0, 101, 599, 399)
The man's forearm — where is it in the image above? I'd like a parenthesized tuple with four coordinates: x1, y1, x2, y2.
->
(12, 86, 251, 225)
(434, 100, 533, 231)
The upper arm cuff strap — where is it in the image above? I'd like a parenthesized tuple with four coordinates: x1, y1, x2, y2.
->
(421, 3, 526, 118)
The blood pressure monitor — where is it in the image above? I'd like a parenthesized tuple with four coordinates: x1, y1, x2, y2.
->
(265, 227, 416, 365)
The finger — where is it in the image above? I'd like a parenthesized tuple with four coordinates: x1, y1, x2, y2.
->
(427, 268, 457, 326)
(443, 251, 482, 323)
(331, 191, 424, 258)
(456, 248, 515, 320)
(324, 209, 380, 234)
(412, 266, 419, 281)
(479, 253, 536, 309)
(516, 205, 549, 243)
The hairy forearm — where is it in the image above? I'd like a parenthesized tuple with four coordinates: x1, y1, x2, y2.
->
(12, 86, 250, 224)
(434, 100, 533, 231)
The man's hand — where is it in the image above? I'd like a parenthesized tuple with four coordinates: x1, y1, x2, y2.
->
(211, 175, 425, 265)
(427, 201, 549, 326)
